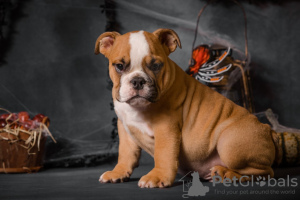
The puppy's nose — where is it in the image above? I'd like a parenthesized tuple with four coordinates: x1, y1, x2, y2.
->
(130, 77, 146, 90)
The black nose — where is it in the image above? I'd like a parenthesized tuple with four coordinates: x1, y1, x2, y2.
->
(130, 77, 146, 90)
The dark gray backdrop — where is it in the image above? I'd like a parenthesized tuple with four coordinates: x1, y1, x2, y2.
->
(0, 0, 299, 165)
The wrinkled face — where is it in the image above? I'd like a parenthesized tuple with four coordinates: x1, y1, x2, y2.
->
(111, 31, 161, 107)
(95, 29, 181, 108)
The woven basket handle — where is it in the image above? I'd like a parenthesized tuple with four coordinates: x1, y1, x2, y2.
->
(191, 0, 249, 63)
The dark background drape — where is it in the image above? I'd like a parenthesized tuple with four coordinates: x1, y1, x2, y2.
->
(0, 0, 299, 167)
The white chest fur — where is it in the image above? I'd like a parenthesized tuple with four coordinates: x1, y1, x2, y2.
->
(114, 101, 154, 137)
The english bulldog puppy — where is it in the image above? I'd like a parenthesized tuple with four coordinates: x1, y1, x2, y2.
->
(94, 29, 281, 188)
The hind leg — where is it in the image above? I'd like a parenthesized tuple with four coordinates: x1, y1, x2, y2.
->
(215, 118, 276, 182)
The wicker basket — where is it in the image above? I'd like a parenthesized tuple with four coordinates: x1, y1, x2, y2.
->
(0, 132, 47, 173)
(0, 113, 54, 173)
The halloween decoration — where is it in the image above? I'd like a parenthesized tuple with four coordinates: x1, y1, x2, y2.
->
(187, 44, 232, 83)
(186, 0, 254, 113)
(0, 109, 55, 173)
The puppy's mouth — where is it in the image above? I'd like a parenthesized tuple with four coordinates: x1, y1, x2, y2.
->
(116, 82, 158, 106)
(125, 95, 156, 104)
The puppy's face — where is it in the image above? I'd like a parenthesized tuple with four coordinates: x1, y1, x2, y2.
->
(95, 29, 181, 108)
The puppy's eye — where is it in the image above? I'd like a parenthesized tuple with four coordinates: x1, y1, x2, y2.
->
(115, 64, 124, 72)
(149, 63, 163, 72)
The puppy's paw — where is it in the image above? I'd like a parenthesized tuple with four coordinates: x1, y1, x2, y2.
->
(210, 166, 249, 183)
(99, 170, 130, 183)
(138, 169, 174, 188)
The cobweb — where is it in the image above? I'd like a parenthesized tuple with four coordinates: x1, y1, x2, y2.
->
(255, 109, 300, 134)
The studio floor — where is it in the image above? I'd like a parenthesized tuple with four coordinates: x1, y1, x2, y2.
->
(1, 161, 300, 200)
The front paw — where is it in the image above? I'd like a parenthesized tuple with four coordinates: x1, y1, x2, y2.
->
(99, 170, 130, 183)
(138, 169, 174, 188)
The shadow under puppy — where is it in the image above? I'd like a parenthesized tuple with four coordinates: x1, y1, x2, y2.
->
(94, 29, 281, 188)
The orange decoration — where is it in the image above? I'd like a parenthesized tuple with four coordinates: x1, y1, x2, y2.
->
(189, 46, 210, 76)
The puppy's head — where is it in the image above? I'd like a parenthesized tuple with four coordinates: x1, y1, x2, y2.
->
(95, 29, 181, 108)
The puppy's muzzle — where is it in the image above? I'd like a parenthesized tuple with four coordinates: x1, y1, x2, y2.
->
(130, 76, 146, 90)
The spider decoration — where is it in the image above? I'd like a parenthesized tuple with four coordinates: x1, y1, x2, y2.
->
(186, 44, 232, 83)
(185, 0, 254, 113)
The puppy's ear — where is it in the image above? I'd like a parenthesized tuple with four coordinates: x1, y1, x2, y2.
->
(153, 29, 182, 55)
(94, 32, 121, 57)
